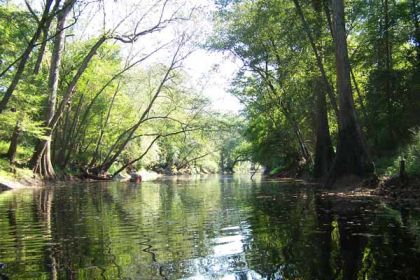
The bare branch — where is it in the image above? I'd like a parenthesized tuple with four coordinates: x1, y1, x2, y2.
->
(24, 0, 40, 23)
(113, 1, 191, 43)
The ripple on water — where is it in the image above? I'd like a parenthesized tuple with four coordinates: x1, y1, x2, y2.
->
(1, 178, 420, 279)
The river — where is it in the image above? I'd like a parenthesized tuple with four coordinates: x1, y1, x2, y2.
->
(0, 175, 419, 279)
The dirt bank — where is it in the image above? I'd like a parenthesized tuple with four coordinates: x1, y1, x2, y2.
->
(372, 175, 420, 206)
(0, 175, 43, 191)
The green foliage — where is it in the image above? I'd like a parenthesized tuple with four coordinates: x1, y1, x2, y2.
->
(376, 130, 420, 176)
(0, 5, 36, 77)
(1, 0, 418, 179)
(210, 0, 420, 176)
(0, 2, 244, 177)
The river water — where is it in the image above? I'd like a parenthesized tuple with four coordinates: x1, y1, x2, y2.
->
(0, 176, 419, 279)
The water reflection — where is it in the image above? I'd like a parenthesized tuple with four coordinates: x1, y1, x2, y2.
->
(0, 176, 419, 279)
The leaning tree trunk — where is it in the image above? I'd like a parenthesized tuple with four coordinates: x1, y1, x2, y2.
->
(30, 36, 106, 176)
(326, 0, 373, 187)
(33, 19, 52, 75)
(254, 65, 312, 165)
(292, 0, 339, 119)
(98, 44, 182, 173)
(32, 1, 73, 178)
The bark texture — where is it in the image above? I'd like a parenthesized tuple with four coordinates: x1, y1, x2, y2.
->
(313, 81, 335, 178)
(326, 0, 373, 186)
(292, 0, 339, 119)
(6, 120, 21, 164)
(31, 36, 105, 177)
(31, 1, 80, 178)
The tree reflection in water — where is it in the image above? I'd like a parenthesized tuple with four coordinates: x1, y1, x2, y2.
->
(0, 176, 419, 279)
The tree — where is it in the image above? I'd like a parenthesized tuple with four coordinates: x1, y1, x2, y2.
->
(0, 0, 55, 113)
(30, 35, 107, 177)
(292, 0, 335, 178)
(326, 0, 373, 186)
(30, 0, 76, 178)
(94, 36, 191, 174)
(29, 0, 190, 178)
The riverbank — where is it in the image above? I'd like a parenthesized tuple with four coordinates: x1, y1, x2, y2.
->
(314, 174, 420, 208)
(372, 175, 420, 206)
(0, 166, 162, 191)
(0, 159, 40, 190)
(0, 173, 43, 190)
(267, 165, 420, 205)
(2, 158, 419, 207)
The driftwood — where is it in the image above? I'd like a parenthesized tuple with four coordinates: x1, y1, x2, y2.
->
(80, 169, 113, 181)
(81, 174, 113, 181)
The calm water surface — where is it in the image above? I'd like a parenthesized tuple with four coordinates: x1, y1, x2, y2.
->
(0, 176, 419, 279)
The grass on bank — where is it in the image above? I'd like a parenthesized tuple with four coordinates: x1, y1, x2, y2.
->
(0, 141, 34, 181)
(375, 131, 420, 177)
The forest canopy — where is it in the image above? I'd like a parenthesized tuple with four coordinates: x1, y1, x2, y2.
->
(0, 0, 419, 185)
(209, 0, 420, 183)
(0, 0, 246, 179)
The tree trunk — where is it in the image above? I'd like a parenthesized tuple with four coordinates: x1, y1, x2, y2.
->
(220, 151, 225, 173)
(90, 81, 121, 166)
(292, 0, 339, 119)
(311, 0, 335, 178)
(313, 80, 335, 178)
(383, 0, 395, 145)
(98, 44, 182, 172)
(384, 0, 392, 71)
(61, 94, 85, 169)
(33, 20, 52, 75)
(31, 32, 104, 176)
(6, 120, 21, 164)
(31, 1, 76, 178)
(47, 1, 72, 126)
(326, 0, 373, 187)
(292, 120, 312, 164)
(252, 65, 312, 165)
(323, 0, 367, 123)
(411, 0, 420, 63)
(349, 67, 367, 121)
